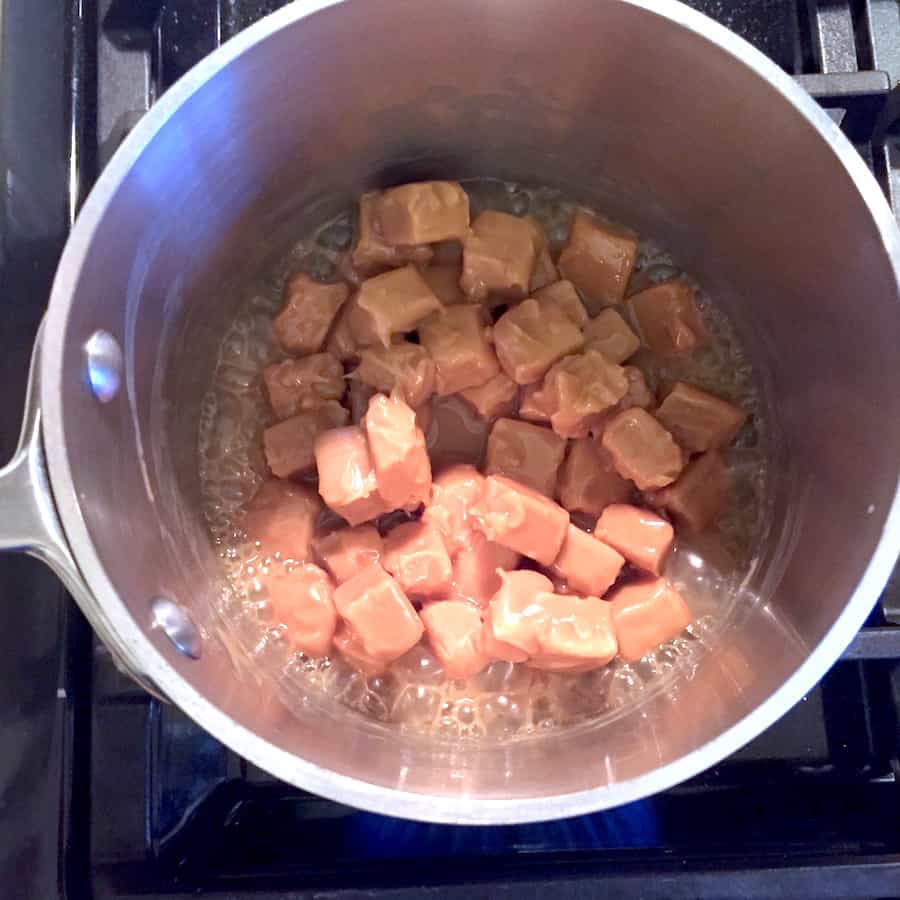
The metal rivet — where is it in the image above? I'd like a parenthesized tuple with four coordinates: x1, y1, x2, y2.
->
(150, 597, 201, 659)
(84, 330, 122, 402)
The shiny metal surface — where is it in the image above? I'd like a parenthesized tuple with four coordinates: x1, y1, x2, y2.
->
(0, 330, 168, 699)
(4, 0, 900, 822)
(0, 1, 83, 891)
(809, 0, 858, 73)
(150, 597, 202, 660)
(83, 330, 123, 402)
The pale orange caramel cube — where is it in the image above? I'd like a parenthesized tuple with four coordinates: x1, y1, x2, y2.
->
(601, 407, 684, 491)
(373, 181, 470, 245)
(529, 246, 560, 293)
(312, 525, 384, 585)
(474, 475, 569, 566)
(484, 417, 567, 498)
(351, 191, 434, 276)
(518, 383, 551, 424)
(314, 425, 387, 526)
(460, 210, 538, 301)
(529, 592, 618, 670)
(422, 464, 486, 556)
(647, 450, 728, 534)
(558, 210, 638, 312)
(449, 531, 520, 607)
(608, 576, 692, 662)
(583, 308, 640, 363)
(325, 295, 361, 363)
(420, 601, 491, 678)
(481, 608, 530, 663)
(263, 353, 345, 420)
(594, 503, 674, 575)
(421, 264, 467, 305)
(619, 365, 654, 411)
(350, 265, 444, 348)
(362, 393, 431, 511)
(354, 341, 436, 408)
(264, 562, 337, 657)
(273, 273, 350, 356)
(382, 520, 453, 598)
(242, 480, 323, 562)
(654, 382, 747, 453)
(557, 438, 632, 517)
(333, 624, 388, 676)
(333, 564, 423, 662)
(533, 279, 588, 326)
(492, 298, 584, 385)
(551, 524, 625, 596)
(418, 304, 500, 395)
(524, 215, 557, 294)
(336, 250, 365, 288)
(532, 350, 629, 439)
(263, 401, 349, 478)
(488, 573, 618, 670)
(488, 570, 555, 657)
(459, 372, 519, 421)
(628, 277, 707, 356)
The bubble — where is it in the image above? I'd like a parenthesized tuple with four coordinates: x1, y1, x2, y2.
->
(393, 685, 440, 725)
(457, 700, 477, 726)
(360, 690, 390, 721)
(686, 615, 718, 643)
(474, 661, 525, 693)
(248, 292, 279, 313)
(608, 666, 644, 709)
(249, 596, 272, 621)
(546, 220, 570, 246)
(338, 671, 368, 707)
(531, 696, 556, 730)
(248, 626, 291, 671)
(549, 671, 605, 720)
(481, 693, 526, 737)
(216, 365, 258, 392)
(393, 644, 445, 684)
(634, 651, 669, 681)
(222, 332, 248, 362)
(435, 716, 460, 739)
(644, 263, 680, 282)
(302, 252, 337, 281)
(317, 219, 354, 251)
(508, 191, 530, 216)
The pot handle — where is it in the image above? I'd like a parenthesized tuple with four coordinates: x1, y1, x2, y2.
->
(0, 323, 169, 700)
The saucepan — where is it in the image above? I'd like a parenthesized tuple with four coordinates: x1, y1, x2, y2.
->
(1, 0, 899, 823)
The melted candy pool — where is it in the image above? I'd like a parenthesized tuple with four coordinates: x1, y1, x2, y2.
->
(196, 179, 769, 739)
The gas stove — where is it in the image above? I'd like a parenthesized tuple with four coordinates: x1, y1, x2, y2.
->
(1, 2, 899, 898)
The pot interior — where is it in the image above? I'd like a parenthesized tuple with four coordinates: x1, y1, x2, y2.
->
(44, 0, 900, 820)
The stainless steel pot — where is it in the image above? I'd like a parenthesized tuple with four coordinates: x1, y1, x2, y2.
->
(1, 0, 899, 824)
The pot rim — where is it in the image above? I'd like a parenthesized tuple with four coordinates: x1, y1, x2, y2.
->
(40, 0, 900, 823)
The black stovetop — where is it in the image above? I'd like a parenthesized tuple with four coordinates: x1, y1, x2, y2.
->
(1, 2, 899, 898)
